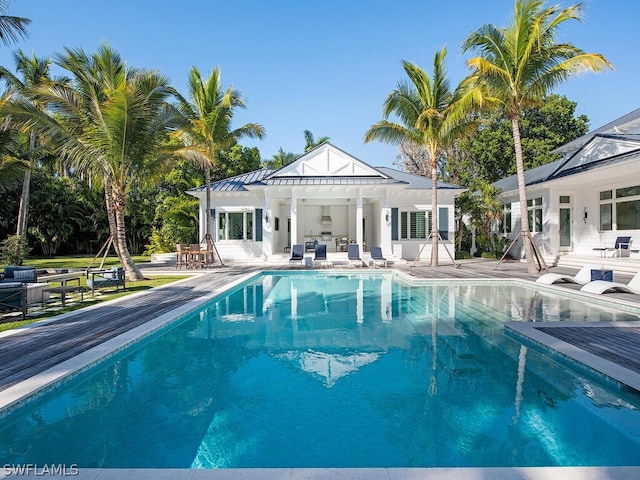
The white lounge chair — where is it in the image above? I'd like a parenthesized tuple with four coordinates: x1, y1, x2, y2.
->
(580, 271, 640, 295)
(536, 264, 603, 285)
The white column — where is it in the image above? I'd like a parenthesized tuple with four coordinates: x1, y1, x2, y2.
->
(290, 191, 298, 247)
(356, 194, 363, 250)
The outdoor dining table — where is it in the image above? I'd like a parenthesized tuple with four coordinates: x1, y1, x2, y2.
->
(178, 245, 214, 269)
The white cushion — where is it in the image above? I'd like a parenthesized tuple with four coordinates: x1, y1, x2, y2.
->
(13, 269, 33, 280)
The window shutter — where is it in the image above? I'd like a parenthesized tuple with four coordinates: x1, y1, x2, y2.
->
(256, 208, 263, 241)
(391, 208, 398, 241)
(439, 207, 449, 240)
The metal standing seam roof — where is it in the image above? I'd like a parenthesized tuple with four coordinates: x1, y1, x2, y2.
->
(376, 167, 465, 190)
(187, 166, 467, 193)
(494, 134, 640, 193)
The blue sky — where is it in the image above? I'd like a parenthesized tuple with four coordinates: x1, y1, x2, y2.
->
(1, 0, 638, 168)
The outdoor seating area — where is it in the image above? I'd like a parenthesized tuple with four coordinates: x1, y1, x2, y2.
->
(593, 236, 633, 258)
(175, 243, 215, 269)
(287, 244, 388, 269)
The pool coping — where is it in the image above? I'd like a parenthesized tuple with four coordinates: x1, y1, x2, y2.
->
(2, 271, 640, 480)
(2, 466, 640, 479)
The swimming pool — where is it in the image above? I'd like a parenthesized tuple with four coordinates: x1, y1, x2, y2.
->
(1, 272, 640, 468)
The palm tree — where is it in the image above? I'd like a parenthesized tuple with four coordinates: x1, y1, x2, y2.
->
(174, 66, 265, 247)
(266, 147, 296, 169)
(0, 50, 54, 238)
(0, 1, 29, 46)
(365, 47, 483, 266)
(462, 0, 612, 273)
(7, 43, 180, 280)
(303, 130, 329, 152)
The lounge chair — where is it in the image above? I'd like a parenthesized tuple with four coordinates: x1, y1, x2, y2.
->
(536, 264, 603, 285)
(593, 236, 632, 258)
(289, 244, 304, 266)
(580, 271, 640, 295)
(347, 244, 363, 267)
(313, 244, 329, 268)
(369, 247, 387, 267)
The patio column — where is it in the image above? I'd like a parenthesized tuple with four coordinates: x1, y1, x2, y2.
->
(290, 191, 298, 247)
(356, 194, 363, 250)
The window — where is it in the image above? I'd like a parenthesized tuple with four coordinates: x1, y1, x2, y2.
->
(400, 210, 432, 239)
(599, 186, 640, 231)
(217, 211, 255, 240)
(500, 203, 512, 234)
(527, 197, 543, 233)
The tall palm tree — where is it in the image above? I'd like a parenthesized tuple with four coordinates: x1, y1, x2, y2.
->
(462, 0, 612, 273)
(365, 47, 483, 266)
(0, 1, 29, 46)
(174, 66, 265, 246)
(7, 43, 180, 280)
(303, 130, 329, 152)
(0, 50, 54, 238)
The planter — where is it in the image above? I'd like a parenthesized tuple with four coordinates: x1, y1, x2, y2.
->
(150, 253, 177, 265)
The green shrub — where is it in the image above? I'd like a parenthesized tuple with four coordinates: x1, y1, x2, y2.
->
(0, 234, 30, 265)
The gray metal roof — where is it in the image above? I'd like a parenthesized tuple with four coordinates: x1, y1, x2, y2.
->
(376, 167, 465, 190)
(187, 146, 466, 193)
(492, 159, 564, 192)
(255, 177, 403, 186)
(187, 169, 275, 193)
(552, 107, 640, 156)
(494, 132, 640, 193)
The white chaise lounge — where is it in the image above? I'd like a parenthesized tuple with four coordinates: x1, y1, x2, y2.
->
(536, 264, 603, 285)
(580, 271, 640, 295)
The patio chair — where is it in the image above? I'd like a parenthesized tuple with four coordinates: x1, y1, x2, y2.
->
(289, 244, 304, 266)
(313, 244, 329, 268)
(0, 282, 27, 318)
(347, 244, 363, 268)
(188, 243, 203, 268)
(86, 266, 126, 295)
(536, 264, 602, 285)
(592, 236, 632, 257)
(305, 239, 318, 252)
(175, 243, 188, 269)
(580, 271, 640, 295)
(369, 246, 387, 267)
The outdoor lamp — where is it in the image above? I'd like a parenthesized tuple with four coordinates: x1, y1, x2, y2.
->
(583, 207, 588, 223)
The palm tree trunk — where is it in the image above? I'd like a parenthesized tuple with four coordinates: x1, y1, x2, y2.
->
(114, 201, 145, 280)
(205, 163, 212, 243)
(512, 117, 537, 274)
(103, 176, 121, 260)
(430, 160, 439, 267)
(104, 177, 144, 280)
(15, 132, 35, 237)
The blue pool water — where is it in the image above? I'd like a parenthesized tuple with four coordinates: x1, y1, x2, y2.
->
(2, 272, 640, 468)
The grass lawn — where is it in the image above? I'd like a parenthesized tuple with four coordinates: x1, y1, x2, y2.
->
(0, 255, 189, 332)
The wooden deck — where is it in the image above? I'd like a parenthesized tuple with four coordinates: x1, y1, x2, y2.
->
(2, 259, 640, 400)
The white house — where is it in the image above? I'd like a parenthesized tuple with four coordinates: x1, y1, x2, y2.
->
(187, 143, 463, 263)
(494, 108, 640, 260)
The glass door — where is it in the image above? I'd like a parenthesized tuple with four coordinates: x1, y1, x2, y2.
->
(559, 196, 572, 250)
